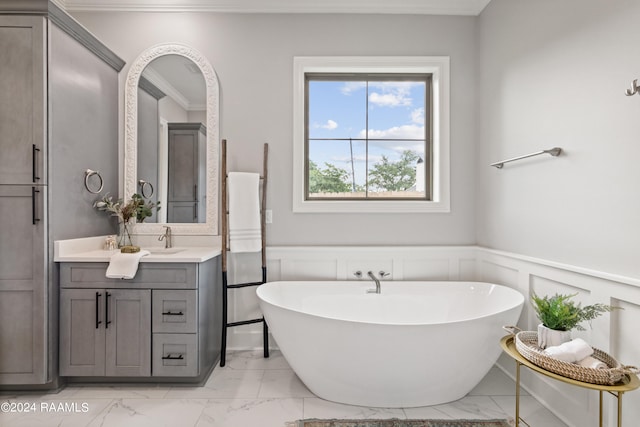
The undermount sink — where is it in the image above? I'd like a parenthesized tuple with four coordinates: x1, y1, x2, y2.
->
(146, 247, 186, 255)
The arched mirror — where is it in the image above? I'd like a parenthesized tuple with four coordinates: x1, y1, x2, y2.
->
(124, 43, 219, 235)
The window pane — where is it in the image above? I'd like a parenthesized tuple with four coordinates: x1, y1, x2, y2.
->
(307, 81, 366, 140)
(308, 138, 366, 198)
(367, 140, 425, 198)
(367, 81, 426, 143)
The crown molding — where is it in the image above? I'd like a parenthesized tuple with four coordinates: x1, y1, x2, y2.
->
(62, 0, 491, 15)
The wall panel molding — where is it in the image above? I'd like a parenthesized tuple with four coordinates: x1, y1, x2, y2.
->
(477, 248, 640, 427)
(226, 245, 640, 427)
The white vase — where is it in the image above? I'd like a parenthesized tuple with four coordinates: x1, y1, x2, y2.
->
(537, 324, 571, 349)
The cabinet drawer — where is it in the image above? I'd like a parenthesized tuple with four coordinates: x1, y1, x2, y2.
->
(152, 334, 197, 377)
(60, 263, 197, 289)
(152, 290, 197, 333)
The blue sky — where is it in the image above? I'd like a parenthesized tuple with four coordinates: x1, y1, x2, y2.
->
(308, 79, 426, 187)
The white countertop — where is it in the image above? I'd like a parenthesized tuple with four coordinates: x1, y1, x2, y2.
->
(54, 236, 221, 263)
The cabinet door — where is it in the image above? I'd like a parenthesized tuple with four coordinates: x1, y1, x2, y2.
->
(167, 127, 199, 223)
(0, 16, 46, 185)
(167, 201, 198, 223)
(167, 128, 198, 203)
(0, 185, 47, 384)
(59, 289, 105, 376)
(105, 289, 151, 376)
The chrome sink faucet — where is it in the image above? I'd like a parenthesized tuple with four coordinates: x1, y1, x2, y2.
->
(158, 226, 172, 248)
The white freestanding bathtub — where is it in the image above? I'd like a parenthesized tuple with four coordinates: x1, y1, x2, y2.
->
(256, 280, 524, 408)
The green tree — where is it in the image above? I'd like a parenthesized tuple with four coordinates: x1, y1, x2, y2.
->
(368, 150, 419, 192)
(308, 160, 352, 194)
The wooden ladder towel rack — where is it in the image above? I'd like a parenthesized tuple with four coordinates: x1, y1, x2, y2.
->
(220, 139, 269, 367)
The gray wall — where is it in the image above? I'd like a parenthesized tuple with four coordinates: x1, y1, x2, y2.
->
(72, 4, 640, 278)
(70, 11, 478, 246)
(49, 23, 119, 240)
(476, 0, 640, 278)
(137, 87, 160, 222)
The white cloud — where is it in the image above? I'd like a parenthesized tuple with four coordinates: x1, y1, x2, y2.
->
(323, 119, 338, 130)
(341, 81, 423, 109)
(358, 124, 424, 140)
(369, 92, 412, 107)
(411, 108, 425, 125)
(340, 82, 366, 95)
(312, 119, 338, 130)
(367, 82, 424, 108)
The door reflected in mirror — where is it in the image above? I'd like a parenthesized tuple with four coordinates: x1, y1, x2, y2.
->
(137, 54, 206, 223)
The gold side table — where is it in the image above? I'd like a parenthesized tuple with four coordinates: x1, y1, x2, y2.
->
(500, 335, 640, 427)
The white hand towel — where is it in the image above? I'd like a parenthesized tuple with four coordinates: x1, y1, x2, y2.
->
(578, 355, 608, 370)
(105, 250, 150, 279)
(228, 172, 262, 253)
(543, 338, 594, 363)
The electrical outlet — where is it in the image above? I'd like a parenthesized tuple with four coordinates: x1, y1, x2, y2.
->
(265, 209, 273, 224)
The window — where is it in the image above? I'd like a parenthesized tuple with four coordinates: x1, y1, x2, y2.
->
(307, 74, 430, 200)
(293, 57, 450, 213)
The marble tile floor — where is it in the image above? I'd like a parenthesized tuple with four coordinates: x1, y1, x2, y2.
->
(0, 350, 568, 427)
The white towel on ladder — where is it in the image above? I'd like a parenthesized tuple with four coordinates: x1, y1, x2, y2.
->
(228, 172, 262, 253)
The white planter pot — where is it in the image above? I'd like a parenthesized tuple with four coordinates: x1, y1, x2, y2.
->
(537, 324, 571, 349)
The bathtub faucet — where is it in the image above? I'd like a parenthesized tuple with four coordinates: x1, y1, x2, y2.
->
(366, 271, 381, 294)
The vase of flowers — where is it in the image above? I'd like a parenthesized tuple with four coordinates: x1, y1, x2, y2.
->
(117, 220, 133, 248)
(94, 193, 160, 248)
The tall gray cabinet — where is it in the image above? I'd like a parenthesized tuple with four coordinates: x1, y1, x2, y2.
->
(0, 2, 124, 387)
(0, 15, 47, 386)
(167, 123, 207, 223)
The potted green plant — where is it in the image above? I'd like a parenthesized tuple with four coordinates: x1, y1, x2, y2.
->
(531, 292, 618, 349)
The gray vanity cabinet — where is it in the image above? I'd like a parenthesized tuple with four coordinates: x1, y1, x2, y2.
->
(59, 289, 151, 377)
(58, 259, 221, 382)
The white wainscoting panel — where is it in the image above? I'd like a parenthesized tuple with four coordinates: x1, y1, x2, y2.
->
(225, 245, 640, 427)
(478, 249, 640, 427)
(225, 246, 477, 349)
(610, 298, 640, 425)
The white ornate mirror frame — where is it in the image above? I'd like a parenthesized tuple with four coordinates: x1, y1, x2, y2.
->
(124, 43, 219, 235)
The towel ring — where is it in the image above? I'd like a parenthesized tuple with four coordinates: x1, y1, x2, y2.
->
(138, 179, 154, 199)
(84, 169, 104, 194)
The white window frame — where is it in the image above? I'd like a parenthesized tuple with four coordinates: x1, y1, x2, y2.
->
(292, 56, 450, 213)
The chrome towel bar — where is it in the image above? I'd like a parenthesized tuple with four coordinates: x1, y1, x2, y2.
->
(491, 147, 562, 169)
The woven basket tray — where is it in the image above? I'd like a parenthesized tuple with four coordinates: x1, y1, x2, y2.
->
(514, 330, 635, 385)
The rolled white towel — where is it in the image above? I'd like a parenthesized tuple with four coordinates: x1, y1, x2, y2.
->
(543, 338, 594, 363)
(578, 355, 608, 370)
